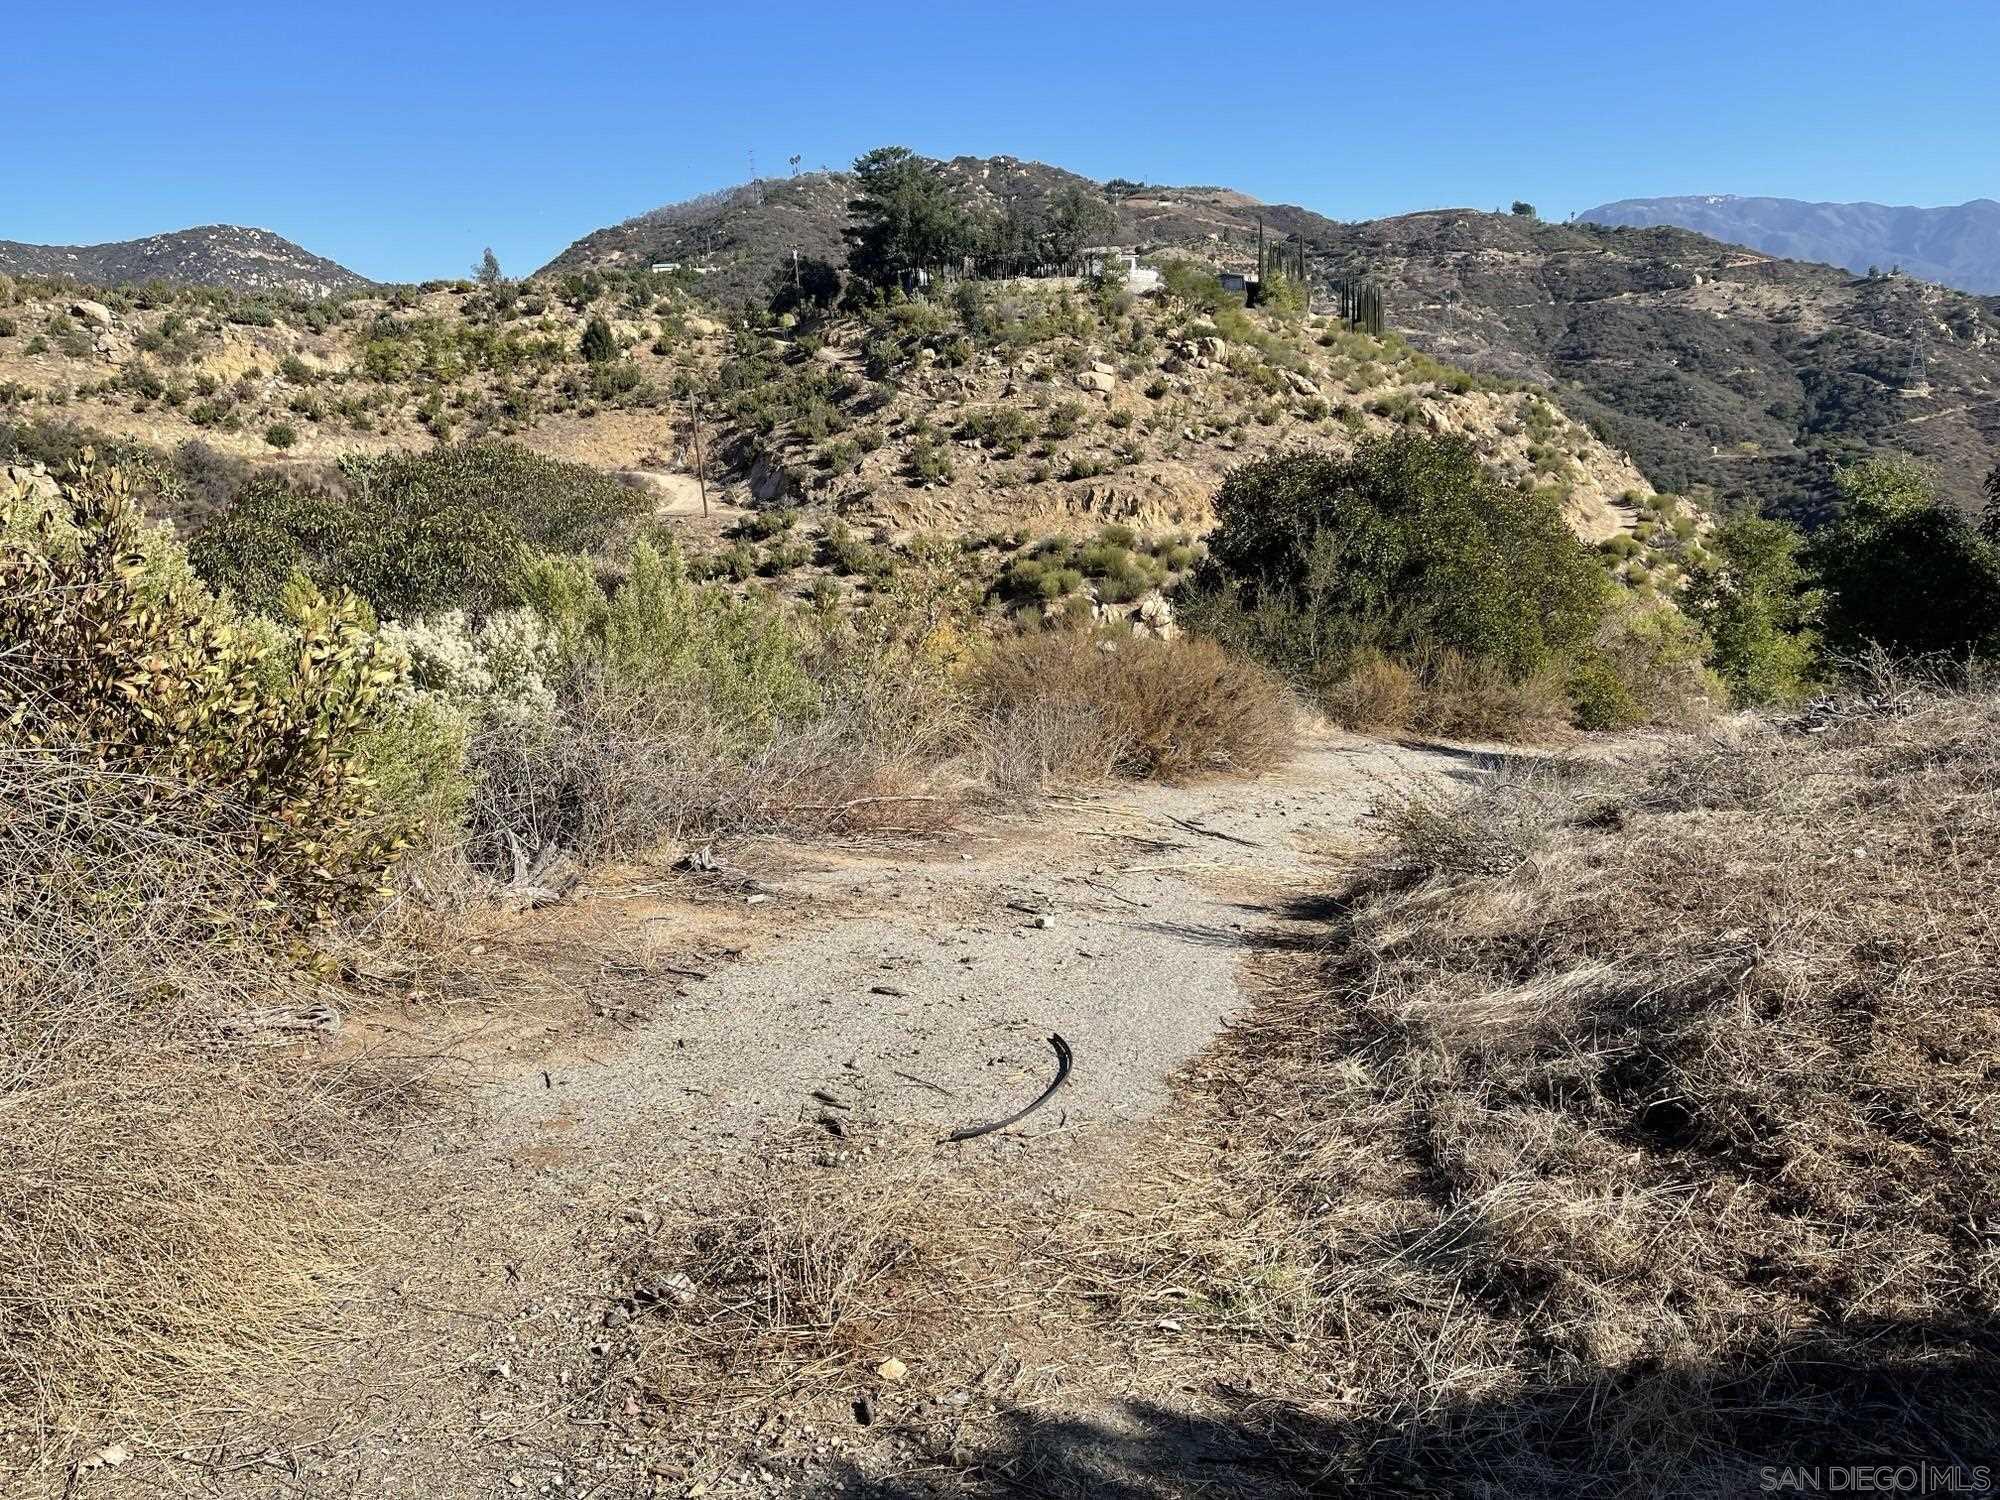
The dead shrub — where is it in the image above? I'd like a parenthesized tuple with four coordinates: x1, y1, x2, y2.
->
(1409, 648, 1571, 741)
(1319, 649, 1419, 731)
(977, 629, 1295, 789)
(0, 751, 392, 1472)
(624, 1165, 984, 1417)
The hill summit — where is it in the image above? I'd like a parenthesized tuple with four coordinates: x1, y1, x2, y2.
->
(0, 225, 370, 298)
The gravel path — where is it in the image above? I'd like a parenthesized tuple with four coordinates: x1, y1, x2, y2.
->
(480, 732, 1485, 1168)
(99, 729, 1492, 1500)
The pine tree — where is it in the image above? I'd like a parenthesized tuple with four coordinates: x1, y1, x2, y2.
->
(579, 315, 616, 364)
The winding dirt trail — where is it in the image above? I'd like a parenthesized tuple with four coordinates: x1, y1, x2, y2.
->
(100, 730, 1494, 1500)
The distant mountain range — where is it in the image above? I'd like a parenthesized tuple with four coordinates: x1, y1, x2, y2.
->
(0, 225, 370, 298)
(1578, 195, 2000, 295)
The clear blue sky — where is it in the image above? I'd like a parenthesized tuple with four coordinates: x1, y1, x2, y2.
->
(6, 0, 1994, 283)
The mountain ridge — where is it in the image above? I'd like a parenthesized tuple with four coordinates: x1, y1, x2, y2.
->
(543, 158, 2000, 521)
(1578, 194, 2000, 295)
(0, 224, 371, 298)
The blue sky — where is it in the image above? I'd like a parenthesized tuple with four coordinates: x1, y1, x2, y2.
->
(5, 1, 1994, 283)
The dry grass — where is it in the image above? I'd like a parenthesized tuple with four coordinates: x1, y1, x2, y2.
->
(1320, 647, 1572, 741)
(1149, 682, 2000, 1493)
(0, 750, 430, 1476)
(977, 630, 1296, 791)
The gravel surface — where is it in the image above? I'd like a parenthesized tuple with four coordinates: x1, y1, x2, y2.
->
(480, 734, 1481, 1166)
(81, 730, 1492, 1500)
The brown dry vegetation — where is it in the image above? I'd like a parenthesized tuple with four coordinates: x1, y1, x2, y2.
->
(977, 630, 1295, 790)
(0, 752, 438, 1471)
(1144, 678, 2000, 1492)
(607, 681, 2000, 1497)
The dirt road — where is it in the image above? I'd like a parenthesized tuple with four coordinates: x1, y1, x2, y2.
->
(92, 730, 1492, 1499)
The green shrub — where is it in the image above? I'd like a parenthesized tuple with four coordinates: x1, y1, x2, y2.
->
(2, 461, 412, 911)
(1185, 433, 1608, 686)
(1806, 457, 2000, 659)
(904, 437, 954, 486)
(192, 443, 648, 617)
(579, 315, 617, 364)
(264, 421, 298, 450)
(1683, 516, 1820, 705)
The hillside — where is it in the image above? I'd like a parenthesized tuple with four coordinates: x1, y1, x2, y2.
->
(0, 225, 370, 298)
(540, 155, 1343, 306)
(1580, 194, 2000, 295)
(544, 158, 2000, 524)
(1309, 210, 2000, 523)
(0, 264, 1659, 567)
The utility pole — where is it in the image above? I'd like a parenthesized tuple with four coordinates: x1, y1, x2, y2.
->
(689, 392, 709, 518)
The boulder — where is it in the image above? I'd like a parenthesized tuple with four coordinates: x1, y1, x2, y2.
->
(1199, 336, 1227, 360)
(1285, 370, 1320, 397)
(70, 300, 114, 328)
(1075, 370, 1116, 394)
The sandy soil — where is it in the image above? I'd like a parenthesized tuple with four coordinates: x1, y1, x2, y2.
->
(74, 729, 1495, 1500)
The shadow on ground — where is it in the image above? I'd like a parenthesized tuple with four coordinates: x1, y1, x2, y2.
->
(817, 1327, 2000, 1498)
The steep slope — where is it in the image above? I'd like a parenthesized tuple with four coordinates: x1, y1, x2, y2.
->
(1580, 194, 2000, 295)
(0, 225, 370, 298)
(1309, 211, 2000, 522)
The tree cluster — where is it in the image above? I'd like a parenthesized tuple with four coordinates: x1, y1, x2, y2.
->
(842, 147, 1118, 292)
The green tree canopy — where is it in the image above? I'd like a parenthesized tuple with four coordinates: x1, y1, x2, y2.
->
(1186, 433, 1609, 681)
(1806, 456, 2000, 658)
(844, 147, 977, 289)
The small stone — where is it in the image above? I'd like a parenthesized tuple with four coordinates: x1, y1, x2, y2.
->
(875, 1358, 908, 1382)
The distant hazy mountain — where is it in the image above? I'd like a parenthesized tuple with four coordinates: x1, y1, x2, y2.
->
(1578, 195, 2000, 294)
(0, 225, 370, 297)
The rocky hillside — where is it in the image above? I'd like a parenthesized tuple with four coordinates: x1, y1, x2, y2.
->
(0, 225, 370, 298)
(0, 264, 1661, 567)
(1580, 194, 2000, 295)
(540, 156, 1342, 306)
(545, 159, 2000, 524)
(1311, 211, 2000, 523)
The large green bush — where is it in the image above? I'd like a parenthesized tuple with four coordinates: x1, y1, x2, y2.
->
(1184, 434, 1609, 686)
(191, 443, 648, 617)
(1806, 457, 2000, 659)
(1, 460, 417, 913)
(1684, 515, 1821, 704)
